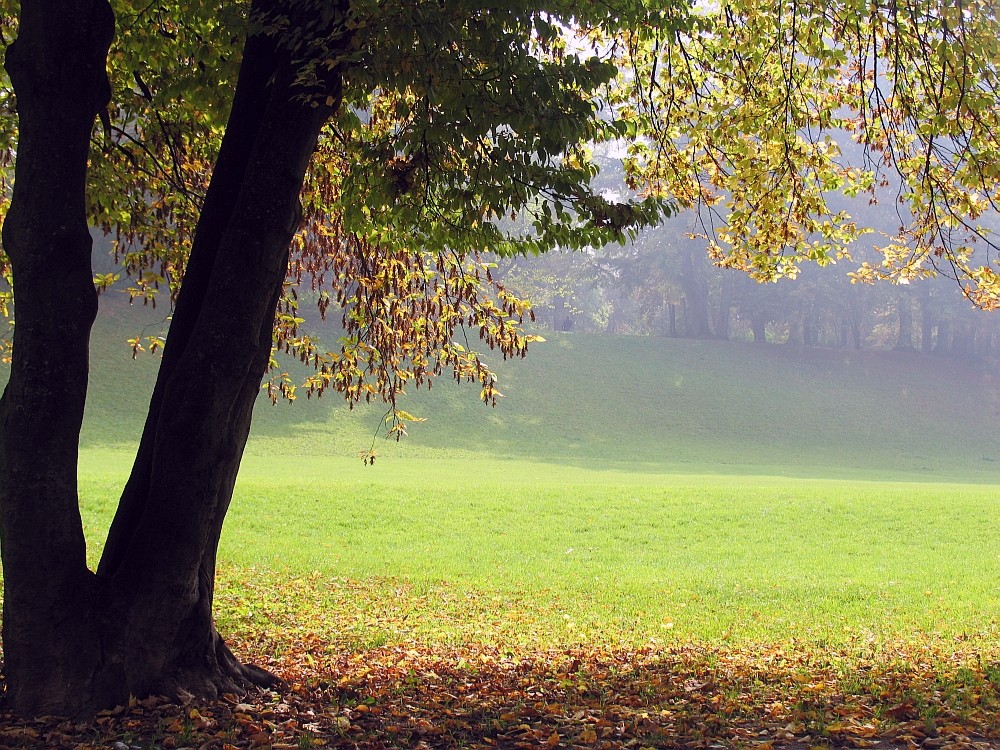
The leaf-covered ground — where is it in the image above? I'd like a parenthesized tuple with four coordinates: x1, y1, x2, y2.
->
(3, 635, 1000, 750)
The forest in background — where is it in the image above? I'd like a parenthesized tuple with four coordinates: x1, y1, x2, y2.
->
(499, 154, 1000, 358)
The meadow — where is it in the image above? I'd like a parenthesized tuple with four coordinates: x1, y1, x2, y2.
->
(5, 306, 1000, 747)
(68, 303, 1000, 652)
(74, 451, 1000, 651)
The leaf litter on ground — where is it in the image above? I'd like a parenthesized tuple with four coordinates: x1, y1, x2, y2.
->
(2, 634, 1000, 750)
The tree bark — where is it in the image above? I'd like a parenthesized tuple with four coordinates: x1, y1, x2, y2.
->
(802, 311, 816, 347)
(785, 319, 801, 347)
(950, 320, 974, 358)
(713, 273, 734, 340)
(95, 1, 346, 704)
(0, 0, 115, 716)
(0, 0, 349, 717)
(751, 313, 767, 344)
(99, 13, 282, 579)
(919, 282, 935, 353)
(934, 318, 951, 354)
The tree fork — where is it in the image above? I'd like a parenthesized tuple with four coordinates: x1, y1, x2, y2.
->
(99, 0, 281, 578)
(95, 3, 351, 703)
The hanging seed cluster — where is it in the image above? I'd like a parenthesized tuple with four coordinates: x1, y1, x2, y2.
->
(267, 155, 539, 442)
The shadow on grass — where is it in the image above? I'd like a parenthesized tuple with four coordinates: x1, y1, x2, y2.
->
(4, 639, 997, 749)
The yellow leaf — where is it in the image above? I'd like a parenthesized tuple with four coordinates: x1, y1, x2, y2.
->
(394, 409, 427, 423)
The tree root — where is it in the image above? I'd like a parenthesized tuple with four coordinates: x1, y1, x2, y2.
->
(155, 627, 286, 705)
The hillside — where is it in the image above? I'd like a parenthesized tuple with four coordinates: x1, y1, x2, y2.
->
(7, 297, 999, 481)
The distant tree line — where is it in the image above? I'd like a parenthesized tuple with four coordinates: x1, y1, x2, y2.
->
(496, 216, 1000, 359)
(494, 142, 1000, 359)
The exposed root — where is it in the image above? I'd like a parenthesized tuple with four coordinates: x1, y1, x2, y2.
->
(152, 625, 286, 706)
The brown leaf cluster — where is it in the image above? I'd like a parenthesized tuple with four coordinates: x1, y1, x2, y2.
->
(2, 638, 999, 750)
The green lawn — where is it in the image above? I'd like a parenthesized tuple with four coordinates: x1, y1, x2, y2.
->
(11, 305, 1000, 654)
(79, 449, 1000, 651)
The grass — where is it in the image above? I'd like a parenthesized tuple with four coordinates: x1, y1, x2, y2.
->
(243, 338, 1000, 481)
(9, 300, 1000, 652)
(79, 449, 1000, 651)
(6, 303, 1000, 746)
(78, 298, 1000, 481)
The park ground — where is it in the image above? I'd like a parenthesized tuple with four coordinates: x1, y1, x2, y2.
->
(2, 316, 1000, 748)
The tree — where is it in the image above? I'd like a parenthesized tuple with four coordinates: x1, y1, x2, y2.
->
(0, 0, 356, 716)
(0, 0, 664, 716)
(2, 0, 999, 719)
(614, 0, 1000, 305)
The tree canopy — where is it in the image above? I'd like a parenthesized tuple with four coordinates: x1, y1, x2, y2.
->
(4, 0, 999, 411)
(0, 0, 999, 718)
(616, 0, 1000, 306)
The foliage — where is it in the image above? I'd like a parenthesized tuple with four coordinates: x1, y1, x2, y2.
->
(0, 0, 674, 433)
(5, 0, 1000, 410)
(267, 2, 665, 439)
(613, 0, 1000, 307)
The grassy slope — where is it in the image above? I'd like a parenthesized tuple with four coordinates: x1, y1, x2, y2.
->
(5, 304, 1000, 746)
(4, 302, 1000, 646)
(77, 298, 1000, 482)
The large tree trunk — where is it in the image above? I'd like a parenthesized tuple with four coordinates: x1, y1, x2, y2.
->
(0, 0, 348, 717)
(0, 0, 115, 716)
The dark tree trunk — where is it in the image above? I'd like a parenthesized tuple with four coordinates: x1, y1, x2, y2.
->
(894, 291, 916, 352)
(751, 313, 767, 344)
(99, 13, 284, 579)
(950, 320, 974, 357)
(679, 246, 713, 337)
(802, 309, 817, 347)
(785, 319, 801, 346)
(934, 319, 951, 354)
(921, 316, 935, 352)
(552, 294, 573, 332)
(919, 283, 935, 353)
(714, 301, 731, 340)
(838, 313, 862, 349)
(0, 0, 115, 716)
(97, 5, 346, 705)
(0, 0, 349, 717)
(850, 318, 862, 350)
(713, 274, 734, 341)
